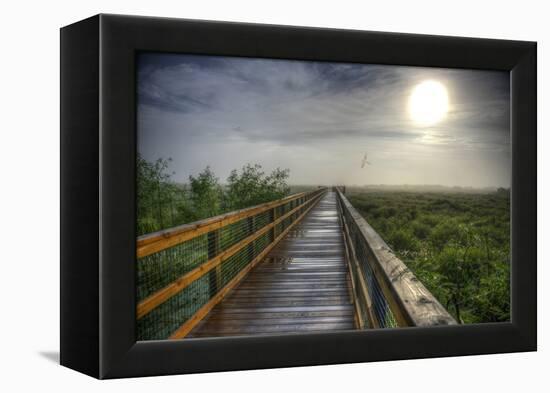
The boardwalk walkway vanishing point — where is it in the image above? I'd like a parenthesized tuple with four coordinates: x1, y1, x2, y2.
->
(188, 192, 355, 337)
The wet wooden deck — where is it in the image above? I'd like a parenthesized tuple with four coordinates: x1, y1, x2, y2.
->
(188, 191, 356, 337)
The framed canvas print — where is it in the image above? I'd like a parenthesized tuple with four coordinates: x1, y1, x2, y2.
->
(60, 14, 536, 379)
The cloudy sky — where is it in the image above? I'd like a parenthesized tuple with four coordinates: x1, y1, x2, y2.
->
(137, 53, 510, 188)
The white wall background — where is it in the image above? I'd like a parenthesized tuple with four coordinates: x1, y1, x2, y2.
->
(0, 0, 546, 390)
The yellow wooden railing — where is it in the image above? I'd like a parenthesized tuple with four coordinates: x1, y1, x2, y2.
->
(137, 187, 328, 340)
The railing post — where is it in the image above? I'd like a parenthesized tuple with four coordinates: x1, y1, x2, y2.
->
(208, 229, 221, 297)
(269, 207, 276, 244)
(247, 216, 255, 262)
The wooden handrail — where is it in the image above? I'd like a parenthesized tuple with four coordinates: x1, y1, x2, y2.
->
(137, 190, 325, 319)
(137, 189, 324, 258)
(336, 189, 456, 327)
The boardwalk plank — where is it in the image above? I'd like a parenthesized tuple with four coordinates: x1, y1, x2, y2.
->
(188, 192, 356, 338)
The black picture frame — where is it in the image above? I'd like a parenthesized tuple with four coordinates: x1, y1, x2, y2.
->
(60, 14, 536, 379)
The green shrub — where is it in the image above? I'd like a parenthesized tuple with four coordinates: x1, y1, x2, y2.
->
(137, 217, 159, 236)
(411, 221, 431, 239)
(380, 206, 397, 218)
(418, 214, 439, 227)
(430, 221, 460, 250)
(388, 229, 418, 252)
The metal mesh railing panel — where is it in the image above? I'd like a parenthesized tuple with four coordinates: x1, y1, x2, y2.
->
(348, 259, 371, 327)
(343, 207, 398, 328)
(218, 217, 253, 252)
(137, 234, 208, 301)
(137, 274, 210, 341)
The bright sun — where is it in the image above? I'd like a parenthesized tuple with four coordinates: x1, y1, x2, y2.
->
(408, 80, 449, 126)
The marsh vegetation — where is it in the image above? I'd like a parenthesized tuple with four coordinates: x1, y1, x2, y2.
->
(347, 187, 510, 324)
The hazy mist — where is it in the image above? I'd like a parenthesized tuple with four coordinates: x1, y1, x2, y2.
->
(137, 53, 510, 188)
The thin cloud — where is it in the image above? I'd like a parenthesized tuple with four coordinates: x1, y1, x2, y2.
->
(137, 53, 510, 188)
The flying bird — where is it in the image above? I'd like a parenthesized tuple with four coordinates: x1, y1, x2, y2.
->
(361, 153, 371, 168)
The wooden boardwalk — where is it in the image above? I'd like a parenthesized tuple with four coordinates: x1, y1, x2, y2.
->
(188, 191, 356, 337)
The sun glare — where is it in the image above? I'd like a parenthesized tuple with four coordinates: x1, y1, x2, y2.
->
(408, 80, 449, 126)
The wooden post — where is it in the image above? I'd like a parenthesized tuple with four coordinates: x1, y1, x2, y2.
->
(247, 216, 255, 263)
(208, 229, 221, 297)
(269, 207, 275, 244)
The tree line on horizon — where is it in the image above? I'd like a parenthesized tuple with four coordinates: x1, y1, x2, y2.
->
(137, 155, 291, 236)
